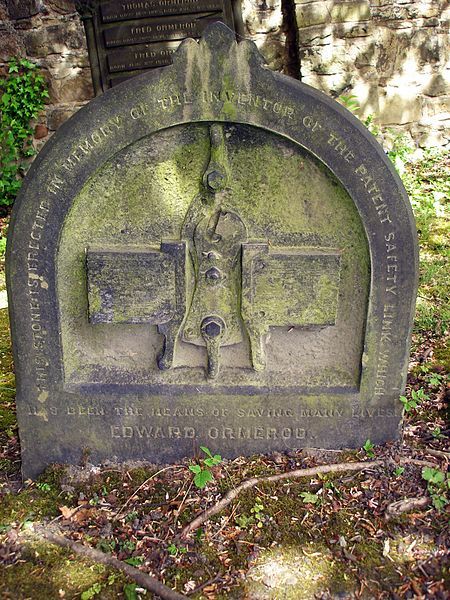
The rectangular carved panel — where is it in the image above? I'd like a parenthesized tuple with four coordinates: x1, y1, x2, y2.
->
(100, 0, 225, 23)
(103, 15, 219, 48)
(107, 42, 179, 72)
(242, 244, 341, 329)
(86, 245, 181, 325)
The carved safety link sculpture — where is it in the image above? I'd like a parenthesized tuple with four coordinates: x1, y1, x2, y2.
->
(86, 123, 342, 380)
(181, 123, 247, 378)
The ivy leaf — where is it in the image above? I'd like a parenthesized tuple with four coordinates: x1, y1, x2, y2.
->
(189, 464, 201, 474)
(300, 492, 319, 504)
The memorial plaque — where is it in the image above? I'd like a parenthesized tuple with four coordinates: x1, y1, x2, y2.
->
(76, 0, 242, 94)
(7, 24, 418, 478)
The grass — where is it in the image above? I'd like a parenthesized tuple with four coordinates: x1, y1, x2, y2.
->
(403, 149, 449, 336)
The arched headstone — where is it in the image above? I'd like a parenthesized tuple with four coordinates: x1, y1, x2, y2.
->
(7, 23, 418, 478)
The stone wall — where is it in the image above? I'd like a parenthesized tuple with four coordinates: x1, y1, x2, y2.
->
(0, 0, 93, 151)
(1, 0, 449, 149)
(295, 0, 450, 147)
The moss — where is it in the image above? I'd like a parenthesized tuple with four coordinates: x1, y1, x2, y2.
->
(0, 541, 127, 599)
(0, 488, 60, 527)
(0, 308, 15, 404)
(434, 336, 450, 371)
(0, 466, 68, 526)
(56, 122, 369, 393)
(0, 406, 16, 430)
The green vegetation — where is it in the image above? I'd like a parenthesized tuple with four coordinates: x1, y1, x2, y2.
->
(422, 467, 450, 511)
(0, 58, 48, 212)
(400, 387, 428, 412)
(189, 445, 222, 488)
(404, 149, 450, 337)
(362, 438, 375, 458)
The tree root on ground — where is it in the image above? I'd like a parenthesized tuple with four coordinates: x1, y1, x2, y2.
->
(423, 447, 450, 460)
(180, 459, 385, 538)
(180, 456, 440, 538)
(31, 526, 187, 600)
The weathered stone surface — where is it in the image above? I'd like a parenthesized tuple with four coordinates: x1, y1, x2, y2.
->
(46, 0, 76, 14)
(6, 0, 39, 20)
(296, 1, 370, 28)
(243, 0, 283, 34)
(0, 26, 24, 61)
(47, 64, 93, 103)
(7, 23, 418, 478)
(34, 123, 49, 139)
(24, 22, 84, 57)
(46, 105, 81, 130)
(296, 0, 450, 142)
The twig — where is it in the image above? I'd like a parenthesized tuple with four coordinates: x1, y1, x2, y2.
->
(399, 457, 438, 469)
(32, 525, 187, 600)
(186, 572, 223, 596)
(423, 447, 450, 460)
(385, 496, 429, 519)
(180, 460, 385, 538)
(173, 479, 194, 531)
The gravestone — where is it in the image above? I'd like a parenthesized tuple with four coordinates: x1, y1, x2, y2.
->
(75, 0, 243, 94)
(7, 23, 418, 478)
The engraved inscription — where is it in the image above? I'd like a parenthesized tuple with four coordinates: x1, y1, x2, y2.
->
(384, 231, 399, 296)
(327, 132, 355, 163)
(374, 303, 396, 396)
(25, 403, 402, 422)
(101, 0, 225, 22)
(27, 201, 52, 397)
(207, 427, 307, 440)
(107, 43, 178, 72)
(355, 163, 392, 225)
(109, 425, 307, 440)
(104, 16, 218, 47)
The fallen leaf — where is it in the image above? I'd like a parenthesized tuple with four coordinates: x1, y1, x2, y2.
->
(59, 505, 79, 519)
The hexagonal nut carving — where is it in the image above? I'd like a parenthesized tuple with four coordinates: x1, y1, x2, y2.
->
(206, 170, 226, 191)
(205, 266, 222, 283)
(201, 315, 225, 339)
